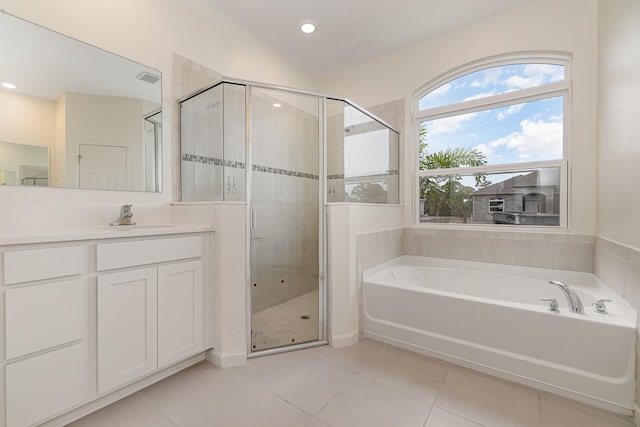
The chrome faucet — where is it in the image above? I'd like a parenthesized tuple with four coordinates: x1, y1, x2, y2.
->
(548, 280, 584, 313)
(110, 204, 135, 226)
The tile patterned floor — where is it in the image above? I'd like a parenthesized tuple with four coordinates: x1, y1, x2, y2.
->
(69, 339, 635, 427)
(251, 290, 319, 351)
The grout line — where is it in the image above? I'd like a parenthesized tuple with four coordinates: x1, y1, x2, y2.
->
(137, 391, 180, 427)
(538, 391, 544, 427)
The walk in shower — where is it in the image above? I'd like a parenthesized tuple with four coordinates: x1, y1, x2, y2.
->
(179, 79, 399, 354)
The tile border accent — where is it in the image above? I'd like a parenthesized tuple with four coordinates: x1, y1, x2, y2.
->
(182, 153, 318, 180)
(182, 153, 245, 169)
(252, 164, 318, 180)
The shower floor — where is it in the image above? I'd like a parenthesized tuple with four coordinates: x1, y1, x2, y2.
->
(251, 289, 319, 351)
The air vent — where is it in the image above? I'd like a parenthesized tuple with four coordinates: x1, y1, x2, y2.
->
(136, 71, 160, 84)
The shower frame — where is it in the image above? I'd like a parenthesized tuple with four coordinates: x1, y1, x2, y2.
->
(178, 77, 400, 357)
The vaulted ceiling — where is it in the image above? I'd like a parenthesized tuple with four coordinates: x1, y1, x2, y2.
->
(204, 0, 536, 76)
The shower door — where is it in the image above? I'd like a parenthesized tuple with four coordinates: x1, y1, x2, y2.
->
(249, 87, 322, 352)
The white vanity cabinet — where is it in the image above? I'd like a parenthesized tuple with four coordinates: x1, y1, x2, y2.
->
(96, 236, 204, 394)
(1, 228, 212, 427)
(97, 267, 158, 394)
(3, 246, 89, 427)
(157, 260, 203, 368)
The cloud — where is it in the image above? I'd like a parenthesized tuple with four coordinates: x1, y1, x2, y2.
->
(463, 91, 496, 102)
(474, 143, 493, 157)
(470, 67, 502, 88)
(502, 64, 564, 90)
(426, 82, 452, 99)
(426, 112, 477, 136)
(497, 103, 524, 120)
(478, 116, 562, 162)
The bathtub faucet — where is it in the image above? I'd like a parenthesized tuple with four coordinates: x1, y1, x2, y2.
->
(548, 280, 584, 314)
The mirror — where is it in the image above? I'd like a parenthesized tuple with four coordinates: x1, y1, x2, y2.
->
(0, 11, 162, 192)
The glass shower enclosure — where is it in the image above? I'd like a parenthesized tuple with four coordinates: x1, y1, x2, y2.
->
(179, 79, 399, 355)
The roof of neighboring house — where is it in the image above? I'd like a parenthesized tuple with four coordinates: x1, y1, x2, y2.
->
(473, 170, 546, 196)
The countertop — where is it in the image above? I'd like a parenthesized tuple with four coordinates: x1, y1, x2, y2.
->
(0, 224, 214, 245)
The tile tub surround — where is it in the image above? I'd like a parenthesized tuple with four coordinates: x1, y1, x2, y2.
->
(593, 236, 640, 419)
(403, 227, 595, 272)
(354, 227, 596, 339)
(67, 340, 635, 427)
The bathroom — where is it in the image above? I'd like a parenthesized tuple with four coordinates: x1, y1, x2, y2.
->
(0, 0, 638, 426)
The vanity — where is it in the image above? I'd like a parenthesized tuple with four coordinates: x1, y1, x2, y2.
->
(0, 225, 214, 427)
(0, 10, 232, 426)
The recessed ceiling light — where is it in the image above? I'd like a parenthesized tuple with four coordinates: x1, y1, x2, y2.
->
(273, 103, 282, 108)
(1, 82, 17, 89)
(300, 20, 316, 34)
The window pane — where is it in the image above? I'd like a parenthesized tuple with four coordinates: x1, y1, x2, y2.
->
(419, 96, 563, 168)
(327, 101, 400, 204)
(418, 63, 565, 110)
(418, 167, 561, 226)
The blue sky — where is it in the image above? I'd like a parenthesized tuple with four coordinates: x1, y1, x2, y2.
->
(419, 64, 565, 166)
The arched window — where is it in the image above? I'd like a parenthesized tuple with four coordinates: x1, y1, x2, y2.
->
(415, 53, 569, 227)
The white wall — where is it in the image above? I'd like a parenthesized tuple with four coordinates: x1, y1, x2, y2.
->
(0, 92, 55, 148)
(320, 0, 599, 235)
(63, 93, 145, 190)
(0, 0, 319, 209)
(597, 0, 640, 250)
(328, 204, 403, 346)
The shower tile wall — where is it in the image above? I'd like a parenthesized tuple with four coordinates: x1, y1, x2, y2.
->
(326, 100, 345, 203)
(181, 84, 246, 202)
(172, 53, 222, 201)
(250, 90, 319, 314)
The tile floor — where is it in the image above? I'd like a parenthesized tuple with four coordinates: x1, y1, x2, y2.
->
(69, 339, 635, 427)
(251, 290, 319, 351)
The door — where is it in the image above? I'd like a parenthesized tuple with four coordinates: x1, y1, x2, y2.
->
(79, 144, 127, 190)
(249, 87, 322, 352)
(97, 267, 157, 394)
(158, 260, 203, 367)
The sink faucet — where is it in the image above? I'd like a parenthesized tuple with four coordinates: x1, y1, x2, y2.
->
(110, 204, 135, 226)
(548, 280, 584, 313)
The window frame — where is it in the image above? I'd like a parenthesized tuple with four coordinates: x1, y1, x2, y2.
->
(413, 53, 571, 229)
(488, 197, 505, 213)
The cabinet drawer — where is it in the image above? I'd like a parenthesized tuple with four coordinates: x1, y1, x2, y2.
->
(5, 279, 85, 359)
(96, 236, 202, 271)
(6, 343, 87, 427)
(4, 246, 84, 284)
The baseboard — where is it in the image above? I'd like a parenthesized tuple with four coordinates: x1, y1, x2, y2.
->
(41, 354, 205, 427)
(207, 348, 247, 368)
(330, 330, 359, 348)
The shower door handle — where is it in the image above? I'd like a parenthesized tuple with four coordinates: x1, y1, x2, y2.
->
(251, 209, 256, 229)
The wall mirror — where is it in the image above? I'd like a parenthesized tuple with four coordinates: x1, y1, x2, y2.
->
(0, 11, 162, 192)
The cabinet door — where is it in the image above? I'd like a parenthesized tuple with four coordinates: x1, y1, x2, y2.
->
(5, 279, 85, 360)
(97, 267, 158, 394)
(157, 260, 203, 368)
(6, 343, 87, 427)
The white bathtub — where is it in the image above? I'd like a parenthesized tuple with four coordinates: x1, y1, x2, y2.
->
(363, 255, 637, 414)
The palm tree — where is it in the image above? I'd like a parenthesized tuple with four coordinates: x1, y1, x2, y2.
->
(419, 123, 488, 219)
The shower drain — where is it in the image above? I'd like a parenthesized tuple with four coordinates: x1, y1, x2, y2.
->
(300, 315, 311, 320)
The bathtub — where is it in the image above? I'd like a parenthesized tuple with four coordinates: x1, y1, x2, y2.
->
(362, 256, 637, 414)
